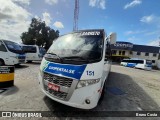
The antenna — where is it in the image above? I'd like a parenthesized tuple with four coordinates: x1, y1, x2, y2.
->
(73, 0, 79, 31)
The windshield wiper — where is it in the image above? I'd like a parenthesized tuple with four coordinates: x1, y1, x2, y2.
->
(62, 56, 89, 62)
(45, 53, 63, 62)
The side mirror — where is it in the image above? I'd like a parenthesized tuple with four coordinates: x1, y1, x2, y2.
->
(106, 32, 117, 44)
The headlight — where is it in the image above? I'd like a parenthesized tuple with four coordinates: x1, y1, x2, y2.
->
(76, 79, 100, 89)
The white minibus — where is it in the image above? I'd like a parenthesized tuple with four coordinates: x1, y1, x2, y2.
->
(38, 29, 114, 109)
(0, 40, 26, 66)
(121, 59, 152, 70)
(22, 45, 46, 62)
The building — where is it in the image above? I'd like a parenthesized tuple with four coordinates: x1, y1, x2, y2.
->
(111, 41, 160, 68)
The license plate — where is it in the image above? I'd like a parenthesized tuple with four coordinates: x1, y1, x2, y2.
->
(48, 83, 60, 92)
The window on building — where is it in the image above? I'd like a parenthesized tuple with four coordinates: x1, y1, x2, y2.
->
(137, 52, 141, 55)
(130, 51, 133, 55)
(119, 51, 121, 55)
(145, 53, 149, 56)
(112, 50, 117, 55)
(152, 60, 155, 63)
(122, 51, 125, 55)
(153, 53, 157, 57)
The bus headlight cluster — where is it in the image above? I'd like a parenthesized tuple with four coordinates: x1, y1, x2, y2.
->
(76, 79, 100, 89)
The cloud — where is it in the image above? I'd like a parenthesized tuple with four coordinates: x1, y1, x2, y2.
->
(53, 21, 64, 28)
(12, 0, 31, 5)
(128, 36, 137, 41)
(144, 31, 160, 36)
(125, 30, 146, 35)
(0, 0, 31, 22)
(140, 15, 154, 23)
(89, 0, 106, 10)
(140, 14, 160, 24)
(0, 21, 30, 42)
(0, 0, 31, 42)
(147, 39, 160, 46)
(124, 0, 142, 9)
(42, 12, 52, 26)
(45, 0, 58, 5)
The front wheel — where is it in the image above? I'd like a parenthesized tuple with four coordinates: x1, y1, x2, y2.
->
(0, 59, 5, 66)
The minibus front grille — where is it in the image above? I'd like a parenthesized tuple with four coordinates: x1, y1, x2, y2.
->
(43, 84, 68, 100)
(43, 72, 73, 88)
(18, 59, 25, 63)
(18, 56, 25, 59)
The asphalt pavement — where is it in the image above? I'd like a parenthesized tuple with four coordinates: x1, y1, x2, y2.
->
(0, 63, 160, 120)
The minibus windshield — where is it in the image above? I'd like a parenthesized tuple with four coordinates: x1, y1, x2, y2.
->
(47, 32, 104, 63)
(39, 47, 46, 56)
(4, 40, 24, 54)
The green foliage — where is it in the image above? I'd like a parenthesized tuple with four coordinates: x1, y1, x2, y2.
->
(20, 18, 59, 50)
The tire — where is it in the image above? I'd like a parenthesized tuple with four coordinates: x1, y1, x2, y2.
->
(27, 60, 32, 63)
(0, 59, 5, 66)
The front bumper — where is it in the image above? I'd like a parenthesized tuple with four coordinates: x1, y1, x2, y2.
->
(38, 73, 102, 109)
(18, 59, 25, 63)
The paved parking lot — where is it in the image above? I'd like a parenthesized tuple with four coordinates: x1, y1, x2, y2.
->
(0, 63, 160, 119)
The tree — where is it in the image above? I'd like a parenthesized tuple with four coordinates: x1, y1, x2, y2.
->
(20, 18, 59, 50)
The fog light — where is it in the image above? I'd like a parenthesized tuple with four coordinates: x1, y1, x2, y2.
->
(85, 99, 90, 104)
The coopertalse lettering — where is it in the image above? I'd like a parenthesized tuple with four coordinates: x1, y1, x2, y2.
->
(49, 66, 75, 74)
(114, 43, 133, 48)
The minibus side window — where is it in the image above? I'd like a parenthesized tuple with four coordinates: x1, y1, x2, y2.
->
(23, 46, 37, 53)
(139, 60, 144, 64)
(122, 60, 129, 62)
(0, 41, 7, 52)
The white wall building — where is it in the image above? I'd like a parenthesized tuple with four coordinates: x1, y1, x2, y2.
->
(111, 42, 160, 68)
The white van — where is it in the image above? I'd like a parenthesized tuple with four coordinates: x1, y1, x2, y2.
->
(22, 45, 46, 62)
(0, 40, 26, 66)
(135, 59, 152, 70)
(38, 29, 114, 109)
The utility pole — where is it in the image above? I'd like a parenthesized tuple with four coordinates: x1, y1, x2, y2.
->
(73, 0, 79, 31)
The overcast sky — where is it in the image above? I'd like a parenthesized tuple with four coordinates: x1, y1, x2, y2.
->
(0, 0, 160, 46)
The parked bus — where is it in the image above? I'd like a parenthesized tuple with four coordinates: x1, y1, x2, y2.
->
(22, 45, 46, 62)
(120, 59, 152, 70)
(0, 40, 26, 66)
(38, 29, 114, 109)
